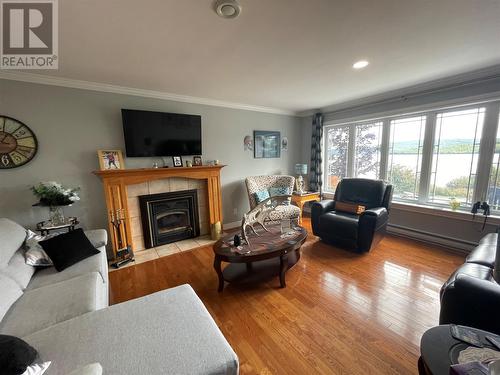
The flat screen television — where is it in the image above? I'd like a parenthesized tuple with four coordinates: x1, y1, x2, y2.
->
(122, 109, 202, 157)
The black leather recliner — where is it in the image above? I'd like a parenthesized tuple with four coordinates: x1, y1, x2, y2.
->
(311, 178, 393, 252)
(439, 232, 500, 335)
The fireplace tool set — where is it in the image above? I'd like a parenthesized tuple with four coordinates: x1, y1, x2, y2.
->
(109, 208, 135, 268)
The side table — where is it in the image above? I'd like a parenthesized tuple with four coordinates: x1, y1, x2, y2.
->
(36, 217, 79, 236)
(291, 192, 320, 224)
(419, 325, 500, 375)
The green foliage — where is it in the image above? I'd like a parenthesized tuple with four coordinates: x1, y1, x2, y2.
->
(433, 176, 472, 199)
(354, 124, 380, 176)
(327, 126, 349, 178)
(327, 124, 380, 179)
(389, 165, 416, 196)
(392, 139, 492, 154)
(31, 182, 80, 206)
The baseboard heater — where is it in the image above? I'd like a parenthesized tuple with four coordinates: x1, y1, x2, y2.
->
(387, 224, 477, 254)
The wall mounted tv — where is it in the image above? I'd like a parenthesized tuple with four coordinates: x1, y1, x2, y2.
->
(122, 109, 202, 157)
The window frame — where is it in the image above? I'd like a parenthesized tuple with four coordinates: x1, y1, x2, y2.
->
(322, 100, 500, 213)
(386, 114, 427, 203)
(352, 120, 384, 180)
(323, 120, 385, 191)
(427, 106, 486, 207)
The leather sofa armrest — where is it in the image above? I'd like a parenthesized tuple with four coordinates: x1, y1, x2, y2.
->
(359, 207, 389, 229)
(361, 207, 388, 218)
(357, 207, 389, 252)
(311, 200, 336, 236)
(311, 200, 336, 215)
(440, 274, 500, 335)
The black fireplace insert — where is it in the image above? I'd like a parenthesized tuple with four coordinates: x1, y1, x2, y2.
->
(138, 189, 200, 248)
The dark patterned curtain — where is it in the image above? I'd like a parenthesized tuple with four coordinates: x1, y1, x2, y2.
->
(309, 113, 323, 193)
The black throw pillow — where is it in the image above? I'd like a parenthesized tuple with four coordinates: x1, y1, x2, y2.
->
(39, 228, 100, 272)
(0, 335, 38, 375)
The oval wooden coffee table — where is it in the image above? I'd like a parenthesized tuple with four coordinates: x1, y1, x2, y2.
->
(213, 224, 307, 292)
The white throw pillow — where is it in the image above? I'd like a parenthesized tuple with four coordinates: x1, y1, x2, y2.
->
(22, 361, 51, 375)
(0, 273, 23, 321)
(23, 230, 56, 267)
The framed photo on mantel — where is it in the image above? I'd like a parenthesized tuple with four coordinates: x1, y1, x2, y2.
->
(172, 156, 183, 167)
(97, 150, 125, 170)
(254, 130, 281, 158)
(193, 156, 202, 166)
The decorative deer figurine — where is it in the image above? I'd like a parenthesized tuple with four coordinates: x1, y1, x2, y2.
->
(240, 195, 291, 245)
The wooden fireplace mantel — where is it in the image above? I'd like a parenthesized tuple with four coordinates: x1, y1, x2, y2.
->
(93, 165, 225, 258)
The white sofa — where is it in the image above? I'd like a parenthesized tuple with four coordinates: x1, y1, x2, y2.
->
(0, 218, 239, 375)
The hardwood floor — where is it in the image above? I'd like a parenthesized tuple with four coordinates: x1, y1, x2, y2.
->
(109, 218, 464, 374)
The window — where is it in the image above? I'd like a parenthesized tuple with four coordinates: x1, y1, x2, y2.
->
(325, 125, 349, 191)
(387, 116, 426, 200)
(428, 108, 485, 206)
(323, 101, 500, 212)
(354, 122, 383, 179)
(488, 116, 500, 210)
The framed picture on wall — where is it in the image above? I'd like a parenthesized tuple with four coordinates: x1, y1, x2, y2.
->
(254, 130, 281, 158)
(97, 150, 125, 170)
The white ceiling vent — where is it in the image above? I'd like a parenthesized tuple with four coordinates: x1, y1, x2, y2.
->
(214, 0, 242, 19)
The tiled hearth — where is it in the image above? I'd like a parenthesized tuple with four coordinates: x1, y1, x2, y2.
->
(108, 235, 216, 271)
(122, 177, 214, 267)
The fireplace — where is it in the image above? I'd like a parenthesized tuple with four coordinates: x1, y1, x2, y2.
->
(139, 190, 200, 249)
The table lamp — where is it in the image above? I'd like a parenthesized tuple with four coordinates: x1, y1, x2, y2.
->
(295, 164, 308, 194)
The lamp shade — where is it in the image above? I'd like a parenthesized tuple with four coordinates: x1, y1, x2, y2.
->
(295, 163, 308, 175)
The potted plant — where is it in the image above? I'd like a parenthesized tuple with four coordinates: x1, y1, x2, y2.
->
(449, 197, 460, 211)
(31, 182, 80, 225)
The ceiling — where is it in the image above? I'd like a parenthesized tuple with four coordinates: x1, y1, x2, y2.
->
(6, 0, 500, 114)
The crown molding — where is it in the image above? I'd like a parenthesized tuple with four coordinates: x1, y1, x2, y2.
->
(0, 71, 298, 116)
(297, 64, 500, 117)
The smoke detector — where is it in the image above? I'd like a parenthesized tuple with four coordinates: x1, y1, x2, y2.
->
(214, 0, 242, 19)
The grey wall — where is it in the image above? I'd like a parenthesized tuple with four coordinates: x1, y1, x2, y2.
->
(389, 208, 497, 245)
(0, 79, 302, 230)
(300, 76, 500, 247)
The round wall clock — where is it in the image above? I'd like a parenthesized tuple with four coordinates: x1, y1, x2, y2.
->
(0, 115, 38, 169)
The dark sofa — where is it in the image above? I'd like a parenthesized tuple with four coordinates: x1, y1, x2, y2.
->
(439, 232, 500, 335)
(311, 178, 393, 252)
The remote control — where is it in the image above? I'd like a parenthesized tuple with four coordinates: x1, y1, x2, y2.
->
(486, 335, 500, 350)
(450, 325, 484, 347)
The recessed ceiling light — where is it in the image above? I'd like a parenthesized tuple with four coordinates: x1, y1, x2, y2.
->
(353, 60, 369, 69)
(214, 0, 242, 19)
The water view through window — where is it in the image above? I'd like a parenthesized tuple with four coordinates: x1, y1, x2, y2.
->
(428, 108, 485, 206)
(387, 116, 426, 200)
(323, 103, 500, 211)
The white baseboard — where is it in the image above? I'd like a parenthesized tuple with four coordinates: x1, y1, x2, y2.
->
(387, 224, 476, 254)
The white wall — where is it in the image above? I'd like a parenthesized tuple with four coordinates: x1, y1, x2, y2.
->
(0, 79, 302, 230)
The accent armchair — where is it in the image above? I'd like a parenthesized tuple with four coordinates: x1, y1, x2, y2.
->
(311, 178, 393, 252)
(245, 175, 300, 223)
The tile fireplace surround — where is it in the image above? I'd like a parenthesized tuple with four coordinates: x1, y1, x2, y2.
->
(93, 165, 224, 260)
(129, 180, 207, 251)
